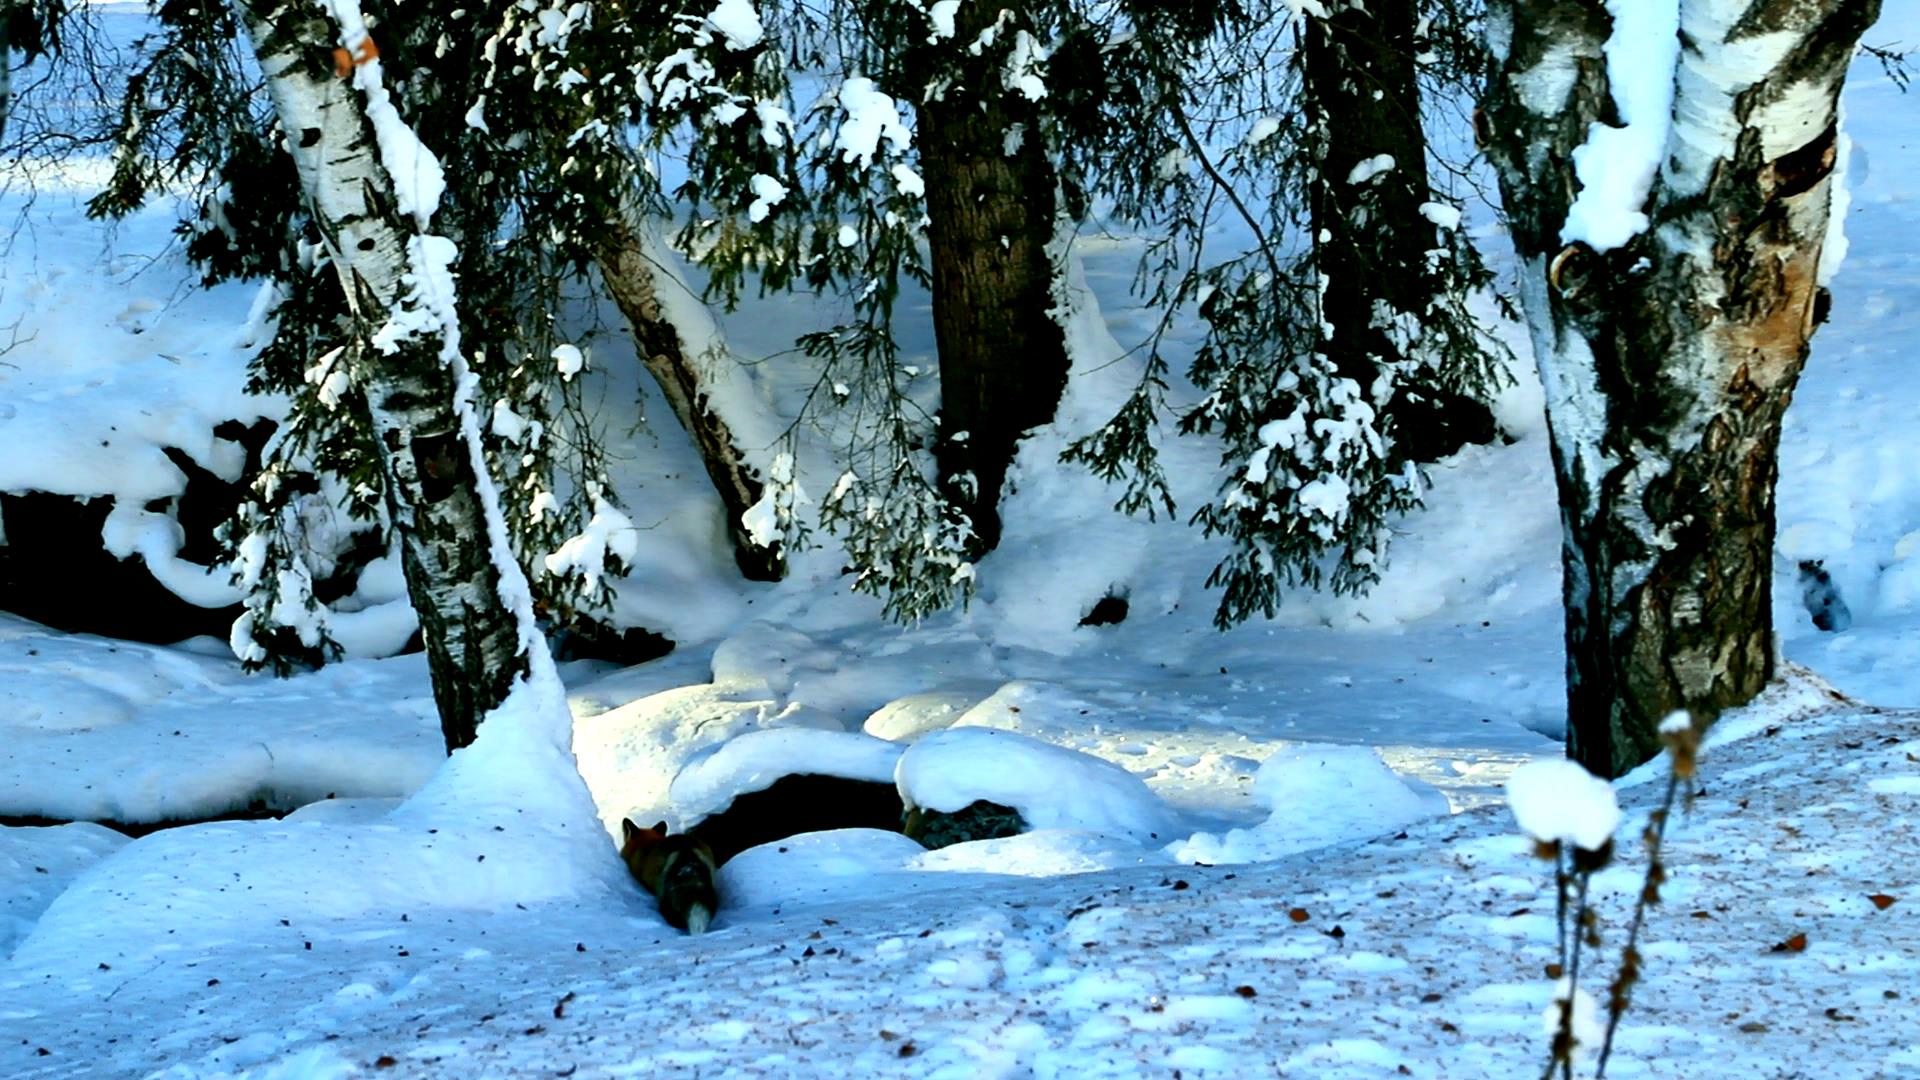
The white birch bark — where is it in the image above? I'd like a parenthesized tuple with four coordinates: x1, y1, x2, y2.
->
(1483, 0, 1879, 775)
(235, 0, 535, 751)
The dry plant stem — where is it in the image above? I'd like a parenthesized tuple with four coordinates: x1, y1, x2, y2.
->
(1546, 864, 1595, 1080)
(1594, 769, 1684, 1078)
(1554, 843, 1570, 968)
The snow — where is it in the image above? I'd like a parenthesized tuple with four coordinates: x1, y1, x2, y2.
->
(667, 727, 901, 823)
(1170, 744, 1446, 865)
(1420, 201, 1463, 231)
(1505, 758, 1621, 851)
(833, 78, 911, 170)
(896, 728, 1176, 844)
(703, 0, 763, 51)
(1345, 153, 1396, 186)
(746, 172, 786, 223)
(1560, 0, 1679, 251)
(3, 9, 1920, 1078)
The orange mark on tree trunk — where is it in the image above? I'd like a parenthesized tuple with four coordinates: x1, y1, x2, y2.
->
(332, 37, 379, 78)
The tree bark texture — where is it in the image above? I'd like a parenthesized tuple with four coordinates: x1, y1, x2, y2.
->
(1482, 0, 1878, 776)
(594, 208, 785, 582)
(238, 0, 525, 752)
(913, 5, 1070, 553)
(1304, 0, 1495, 463)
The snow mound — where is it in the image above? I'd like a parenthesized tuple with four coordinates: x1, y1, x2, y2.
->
(0, 822, 127, 957)
(910, 829, 1172, 877)
(572, 681, 838, 835)
(862, 688, 984, 742)
(1169, 744, 1445, 864)
(950, 680, 1090, 738)
(668, 727, 902, 823)
(16, 671, 634, 979)
(710, 622, 841, 696)
(895, 728, 1175, 844)
(0, 615, 442, 824)
(717, 828, 929, 912)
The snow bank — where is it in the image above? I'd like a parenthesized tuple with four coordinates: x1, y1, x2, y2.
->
(0, 615, 442, 823)
(1169, 744, 1445, 864)
(716, 827, 928, 912)
(571, 680, 841, 834)
(862, 688, 986, 741)
(895, 728, 1175, 844)
(14, 668, 635, 981)
(910, 829, 1171, 877)
(0, 823, 126, 958)
(668, 727, 901, 822)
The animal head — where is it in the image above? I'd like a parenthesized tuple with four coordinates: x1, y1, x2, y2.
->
(620, 818, 670, 892)
(619, 818, 717, 898)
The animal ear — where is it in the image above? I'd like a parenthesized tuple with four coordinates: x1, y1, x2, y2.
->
(651, 821, 669, 834)
(622, 818, 641, 844)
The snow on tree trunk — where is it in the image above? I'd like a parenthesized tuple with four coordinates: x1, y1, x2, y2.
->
(915, 3, 1070, 553)
(1482, 0, 1879, 776)
(236, 0, 531, 753)
(593, 200, 785, 582)
(1304, 0, 1496, 463)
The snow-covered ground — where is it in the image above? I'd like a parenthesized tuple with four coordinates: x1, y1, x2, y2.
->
(2, 8, 1918, 1078)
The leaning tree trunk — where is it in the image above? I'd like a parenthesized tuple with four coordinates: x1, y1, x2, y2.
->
(1482, 0, 1878, 776)
(1303, 0, 1495, 464)
(914, 5, 1070, 553)
(239, 0, 527, 752)
(594, 201, 785, 581)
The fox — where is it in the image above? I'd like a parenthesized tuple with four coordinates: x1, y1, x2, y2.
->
(619, 818, 720, 935)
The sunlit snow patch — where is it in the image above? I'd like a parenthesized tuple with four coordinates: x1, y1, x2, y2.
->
(1168, 744, 1445, 864)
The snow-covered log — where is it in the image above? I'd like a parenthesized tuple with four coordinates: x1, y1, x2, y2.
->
(235, 0, 530, 751)
(1482, 0, 1880, 775)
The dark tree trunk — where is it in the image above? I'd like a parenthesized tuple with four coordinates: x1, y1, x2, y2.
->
(239, 1, 528, 753)
(914, 5, 1070, 553)
(1305, 0, 1495, 463)
(1482, 0, 1878, 776)
(595, 207, 785, 582)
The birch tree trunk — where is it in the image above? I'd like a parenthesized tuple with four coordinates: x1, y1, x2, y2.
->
(593, 204, 785, 582)
(238, 0, 526, 752)
(1482, 0, 1878, 776)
